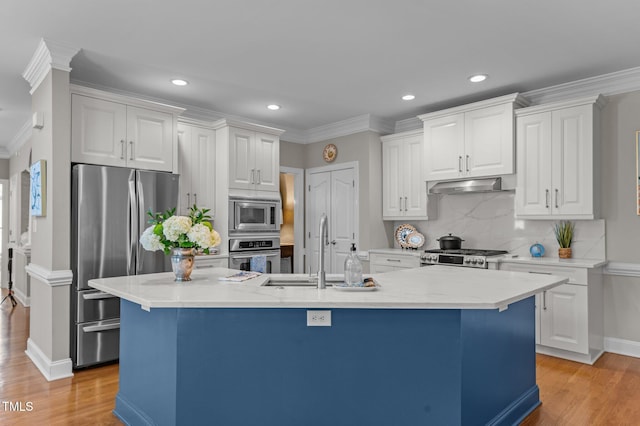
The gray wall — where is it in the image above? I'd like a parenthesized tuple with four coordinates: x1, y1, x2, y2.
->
(601, 90, 640, 342)
(0, 159, 9, 179)
(280, 140, 306, 169)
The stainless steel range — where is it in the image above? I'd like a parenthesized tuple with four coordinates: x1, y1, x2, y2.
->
(420, 249, 508, 269)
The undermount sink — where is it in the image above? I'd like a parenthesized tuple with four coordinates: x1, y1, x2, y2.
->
(261, 274, 344, 286)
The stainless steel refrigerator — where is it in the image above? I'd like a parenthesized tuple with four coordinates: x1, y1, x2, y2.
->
(71, 164, 179, 368)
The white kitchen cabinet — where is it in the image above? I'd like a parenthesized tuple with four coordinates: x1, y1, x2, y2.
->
(228, 127, 279, 193)
(419, 93, 527, 181)
(515, 95, 605, 219)
(71, 86, 184, 172)
(381, 130, 435, 220)
(369, 252, 420, 273)
(498, 261, 603, 364)
(177, 122, 216, 215)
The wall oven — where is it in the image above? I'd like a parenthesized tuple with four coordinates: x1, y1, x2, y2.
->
(229, 196, 280, 234)
(228, 235, 281, 273)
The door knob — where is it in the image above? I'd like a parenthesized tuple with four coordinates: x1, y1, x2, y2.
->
(330, 240, 337, 245)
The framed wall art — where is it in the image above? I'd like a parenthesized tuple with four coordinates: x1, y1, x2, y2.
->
(30, 159, 46, 217)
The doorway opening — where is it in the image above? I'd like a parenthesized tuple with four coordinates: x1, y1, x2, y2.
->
(279, 167, 304, 274)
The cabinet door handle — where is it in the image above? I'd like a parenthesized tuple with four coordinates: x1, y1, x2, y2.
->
(528, 271, 552, 275)
(187, 193, 190, 207)
(458, 156, 463, 173)
(466, 155, 470, 172)
(194, 193, 197, 206)
(250, 169, 255, 184)
(120, 140, 125, 159)
(399, 197, 403, 212)
(542, 290, 547, 310)
(555, 189, 559, 208)
(545, 189, 549, 208)
(257, 169, 261, 184)
(387, 259, 401, 263)
(129, 141, 134, 160)
(331, 240, 337, 245)
(404, 196, 408, 211)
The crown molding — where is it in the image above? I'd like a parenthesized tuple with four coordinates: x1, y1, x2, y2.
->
(516, 94, 608, 116)
(22, 38, 80, 94)
(523, 66, 640, 105)
(394, 116, 422, 133)
(304, 114, 394, 144)
(5, 118, 32, 159)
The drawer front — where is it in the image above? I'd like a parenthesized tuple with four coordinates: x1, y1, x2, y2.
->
(75, 318, 120, 368)
(370, 264, 400, 273)
(77, 289, 120, 323)
(194, 257, 228, 269)
(499, 262, 587, 285)
(370, 253, 420, 269)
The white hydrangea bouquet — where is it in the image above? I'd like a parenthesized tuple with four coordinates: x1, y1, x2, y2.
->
(140, 205, 221, 254)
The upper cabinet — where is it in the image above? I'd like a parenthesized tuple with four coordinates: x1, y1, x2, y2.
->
(177, 122, 216, 215)
(71, 86, 184, 172)
(381, 130, 435, 220)
(515, 95, 606, 219)
(214, 120, 284, 194)
(419, 93, 528, 181)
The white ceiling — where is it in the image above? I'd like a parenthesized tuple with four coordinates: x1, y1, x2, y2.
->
(3, 0, 640, 151)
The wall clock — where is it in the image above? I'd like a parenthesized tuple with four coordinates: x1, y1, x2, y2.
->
(323, 143, 337, 162)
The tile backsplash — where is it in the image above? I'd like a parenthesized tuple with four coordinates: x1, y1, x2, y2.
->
(394, 191, 605, 259)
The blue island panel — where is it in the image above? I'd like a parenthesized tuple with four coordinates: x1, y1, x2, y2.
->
(115, 297, 538, 426)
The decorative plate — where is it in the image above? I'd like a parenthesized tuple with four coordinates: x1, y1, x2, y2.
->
(323, 143, 337, 162)
(395, 224, 416, 248)
(405, 231, 425, 249)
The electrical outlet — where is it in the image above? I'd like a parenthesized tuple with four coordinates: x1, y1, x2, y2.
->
(307, 310, 331, 327)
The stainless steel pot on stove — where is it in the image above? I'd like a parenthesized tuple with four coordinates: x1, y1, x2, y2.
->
(437, 233, 465, 250)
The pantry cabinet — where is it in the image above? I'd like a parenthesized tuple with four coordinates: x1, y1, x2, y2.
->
(381, 130, 435, 220)
(71, 86, 184, 172)
(419, 93, 528, 181)
(177, 122, 216, 215)
(515, 95, 605, 219)
(498, 261, 604, 364)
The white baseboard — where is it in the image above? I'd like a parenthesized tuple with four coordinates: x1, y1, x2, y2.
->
(604, 337, 640, 359)
(25, 338, 74, 381)
(13, 288, 30, 307)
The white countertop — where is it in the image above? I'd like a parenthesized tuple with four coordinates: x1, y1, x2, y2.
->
(89, 266, 567, 311)
(489, 255, 607, 269)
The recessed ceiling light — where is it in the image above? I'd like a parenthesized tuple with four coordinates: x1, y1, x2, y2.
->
(402, 94, 416, 101)
(469, 74, 488, 83)
(267, 104, 281, 111)
(171, 79, 188, 86)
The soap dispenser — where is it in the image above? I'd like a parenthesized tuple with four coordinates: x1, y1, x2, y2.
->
(344, 243, 363, 286)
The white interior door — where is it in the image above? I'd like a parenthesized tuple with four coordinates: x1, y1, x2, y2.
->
(306, 164, 357, 275)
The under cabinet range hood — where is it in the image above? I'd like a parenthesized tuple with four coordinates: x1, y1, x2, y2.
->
(428, 177, 503, 195)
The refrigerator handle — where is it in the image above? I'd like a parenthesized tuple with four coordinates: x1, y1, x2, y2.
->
(128, 176, 137, 275)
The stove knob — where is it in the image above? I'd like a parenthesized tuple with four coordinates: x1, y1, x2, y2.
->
(464, 258, 471, 264)
(431, 255, 438, 262)
(471, 258, 478, 264)
(478, 259, 485, 265)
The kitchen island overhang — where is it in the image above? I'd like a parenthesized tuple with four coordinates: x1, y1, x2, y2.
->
(90, 266, 567, 426)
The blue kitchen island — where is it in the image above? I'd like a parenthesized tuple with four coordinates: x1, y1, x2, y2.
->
(89, 266, 567, 426)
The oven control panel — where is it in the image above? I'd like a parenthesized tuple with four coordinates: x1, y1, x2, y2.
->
(420, 254, 487, 268)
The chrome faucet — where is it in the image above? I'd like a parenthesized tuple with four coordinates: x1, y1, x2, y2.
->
(317, 213, 329, 289)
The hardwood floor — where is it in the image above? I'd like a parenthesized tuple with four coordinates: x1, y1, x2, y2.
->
(2, 288, 640, 425)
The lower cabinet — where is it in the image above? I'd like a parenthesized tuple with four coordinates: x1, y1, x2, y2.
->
(369, 252, 420, 273)
(499, 262, 603, 364)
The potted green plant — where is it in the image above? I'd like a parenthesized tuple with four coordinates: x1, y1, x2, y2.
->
(553, 221, 574, 259)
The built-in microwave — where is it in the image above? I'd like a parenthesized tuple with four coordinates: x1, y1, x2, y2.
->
(229, 196, 280, 233)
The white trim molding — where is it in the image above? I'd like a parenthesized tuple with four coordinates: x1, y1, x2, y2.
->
(603, 262, 640, 277)
(305, 114, 394, 144)
(25, 338, 73, 381)
(25, 263, 73, 286)
(604, 337, 640, 359)
(4, 118, 32, 159)
(23, 38, 80, 94)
